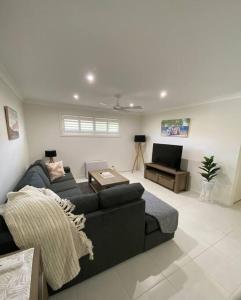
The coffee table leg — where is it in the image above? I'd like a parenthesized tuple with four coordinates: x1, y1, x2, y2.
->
(88, 172, 92, 184)
(88, 172, 98, 192)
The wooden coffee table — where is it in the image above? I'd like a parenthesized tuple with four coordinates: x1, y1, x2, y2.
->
(88, 168, 129, 192)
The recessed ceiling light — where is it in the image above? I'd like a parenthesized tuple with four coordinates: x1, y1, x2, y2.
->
(129, 103, 134, 107)
(160, 90, 168, 98)
(73, 93, 79, 100)
(85, 72, 95, 84)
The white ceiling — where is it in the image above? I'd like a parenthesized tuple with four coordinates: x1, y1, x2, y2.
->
(0, 0, 241, 113)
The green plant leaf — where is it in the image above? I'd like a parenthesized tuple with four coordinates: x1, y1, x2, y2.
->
(208, 174, 218, 181)
(200, 173, 209, 179)
(199, 167, 209, 172)
(209, 167, 221, 175)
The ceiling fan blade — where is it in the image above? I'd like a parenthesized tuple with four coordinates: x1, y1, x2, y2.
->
(99, 102, 114, 109)
(113, 106, 125, 110)
(121, 106, 143, 110)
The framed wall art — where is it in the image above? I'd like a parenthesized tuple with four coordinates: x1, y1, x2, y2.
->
(161, 118, 190, 138)
(4, 106, 20, 140)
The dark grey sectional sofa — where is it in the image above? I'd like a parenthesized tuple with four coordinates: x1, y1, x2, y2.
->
(0, 160, 177, 294)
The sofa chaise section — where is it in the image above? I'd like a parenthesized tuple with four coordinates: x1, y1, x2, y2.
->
(0, 159, 178, 295)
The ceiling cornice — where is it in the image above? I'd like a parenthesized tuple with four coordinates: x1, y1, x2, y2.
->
(143, 92, 241, 115)
(0, 63, 23, 101)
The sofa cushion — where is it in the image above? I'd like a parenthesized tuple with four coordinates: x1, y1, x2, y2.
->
(33, 160, 50, 178)
(0, 215, 8, 232)
(29, 165, 51, 187)
(0, 229, 18, 255)
(14, 169, 46, 191)
(52, 172, 74, 183)
(51, 179, 78, 193)
(0, 215, 18, 255)
(33, 160, 71, 177)
(98, 183, 144, 209)
(57, 187, 83, 200)
(70, 194, 99, 214)
(46, 161, 65, 181)
(145, 214, 160, 234)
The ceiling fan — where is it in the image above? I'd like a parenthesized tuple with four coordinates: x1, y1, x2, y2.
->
(112, 94, 143, 111)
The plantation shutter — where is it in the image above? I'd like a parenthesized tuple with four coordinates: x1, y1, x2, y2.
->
(108, 119, 119, 134)
(79, 117, 94, 133)
(62, 115, 119, 136)
(63, 116, 79, 133)
(95, 118, 108, 134)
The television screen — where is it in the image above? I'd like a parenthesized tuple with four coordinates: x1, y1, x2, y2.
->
(152, 143, 183, 170)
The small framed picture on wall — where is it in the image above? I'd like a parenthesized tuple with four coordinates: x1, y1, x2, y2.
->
(4, 106, 20, 140)
(161, 118, 190, 138)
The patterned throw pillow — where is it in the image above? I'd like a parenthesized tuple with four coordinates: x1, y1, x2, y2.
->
(46, 161, 65, 181)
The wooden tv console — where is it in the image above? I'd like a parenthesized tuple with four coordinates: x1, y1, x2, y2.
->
(144, 163, 189, 193)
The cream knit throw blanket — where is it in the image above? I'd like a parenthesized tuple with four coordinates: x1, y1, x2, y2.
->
(4, 185, 93, 291)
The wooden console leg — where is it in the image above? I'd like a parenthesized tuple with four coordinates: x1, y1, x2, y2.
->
(139, 144, 145, 165)
(132, 143, 140, 173)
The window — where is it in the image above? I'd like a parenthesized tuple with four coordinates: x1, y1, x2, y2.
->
(80, 117, 94, 133)
(61, 115, 120, 136)
(95, 118, 108, 134)
(108, 119, 119, 134)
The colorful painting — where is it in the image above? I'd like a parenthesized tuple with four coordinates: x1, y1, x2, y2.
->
(4, 106, 19, 140)
(161, 118, 190, 137)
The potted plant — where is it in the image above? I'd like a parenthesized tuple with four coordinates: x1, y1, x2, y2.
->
(199, 155, 220, 202)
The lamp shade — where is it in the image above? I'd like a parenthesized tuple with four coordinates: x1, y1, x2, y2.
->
(134, 135, 146, 143)
(45, 150, 57, 158)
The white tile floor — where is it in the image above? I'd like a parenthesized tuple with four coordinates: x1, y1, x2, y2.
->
(51, 171, 241, 300)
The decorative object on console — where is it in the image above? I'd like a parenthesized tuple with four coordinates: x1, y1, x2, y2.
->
(46, 160, 65, 181)
(199, 155, 221, 202)
(161, 118, 190, 137)
(132, 135, 146, 172)
(45, 150, 57, 163)
(4, 106, 19, 140)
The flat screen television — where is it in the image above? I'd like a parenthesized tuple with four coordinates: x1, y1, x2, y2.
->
(152, 143, 183, 170)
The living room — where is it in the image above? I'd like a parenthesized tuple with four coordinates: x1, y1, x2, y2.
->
(1, 1, 241, 300)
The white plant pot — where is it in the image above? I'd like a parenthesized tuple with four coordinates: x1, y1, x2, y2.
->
(200, 180, 215, 202)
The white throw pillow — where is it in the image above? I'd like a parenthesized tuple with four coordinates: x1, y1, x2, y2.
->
(46, 161, 65, 181)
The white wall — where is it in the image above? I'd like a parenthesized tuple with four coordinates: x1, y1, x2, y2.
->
(24, 103, 141, 178)
(0, 76, 29, 203)
(232, 147, 241, 202)
(141, 98, 241, 206)
(23, 98, 241, 206)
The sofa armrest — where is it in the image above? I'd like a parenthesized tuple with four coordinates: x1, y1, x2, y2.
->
(64, 166, 71, 173)
(84, 199, 145, 265)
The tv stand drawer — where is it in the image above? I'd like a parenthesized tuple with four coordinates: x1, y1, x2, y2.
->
(144, 169, 158, 182)
(158, 175, 175, 190)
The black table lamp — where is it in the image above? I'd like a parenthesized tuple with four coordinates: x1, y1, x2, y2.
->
(45, 150, 57, 163)
(134, 135, 146, 143)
